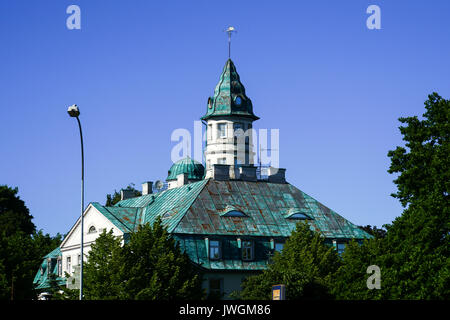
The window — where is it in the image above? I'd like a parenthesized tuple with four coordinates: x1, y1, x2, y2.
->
(209, 240, 221, 260)
(67, 256, 71, 274)
(221, 210, 246, 217)
(57, 258, 62, 277)
(274, 242, 284, 253)
(289, 213, 309, 219)
(337, 243, 346, 256)
(209, 278, 223, 298)
(47, 259, 52, 276)
(218, 123, 227, 138)
(242, 240, 254, 261)
(208, 124, 212, 140)
(77, 254, 81, 266)
(88, 225, 96, 234)
(233, 123, 243, 136)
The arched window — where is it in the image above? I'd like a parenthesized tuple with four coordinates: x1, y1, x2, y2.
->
(88, 226, 96, 234)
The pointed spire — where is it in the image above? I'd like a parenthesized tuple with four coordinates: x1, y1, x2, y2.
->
(201, 59, 259, 121)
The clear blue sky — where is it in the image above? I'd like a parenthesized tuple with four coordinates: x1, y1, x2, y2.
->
(1, 0, 449, 236)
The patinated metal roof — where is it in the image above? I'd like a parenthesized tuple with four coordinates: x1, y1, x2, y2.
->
(75, 179, 371, 272)
(111, 178, 370, 240)
(201, 59, 259, 121)
(166, 157, 205, 181)
(33, 247, 65, 290)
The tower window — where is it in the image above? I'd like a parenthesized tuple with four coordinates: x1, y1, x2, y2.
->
(218, 123, 227, 138)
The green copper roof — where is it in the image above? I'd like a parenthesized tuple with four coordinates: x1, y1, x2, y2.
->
(111, 179, 371, 240)
(50, 179, 371, 273)
(166, 157, 205, 181)
(201, 59, 259, 121)
(33, 247, 65, 290)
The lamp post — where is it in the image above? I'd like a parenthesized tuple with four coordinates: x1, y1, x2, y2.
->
(67, 104, 84, 300)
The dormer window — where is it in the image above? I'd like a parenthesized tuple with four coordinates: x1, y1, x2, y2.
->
(284, 208, 312, 220)
(289, 213, 309, 219)
(220, 205, 247, 217)
(223, 210, 246, 217)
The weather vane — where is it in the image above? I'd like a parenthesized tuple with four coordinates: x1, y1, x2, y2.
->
(224, 26, 237, 59)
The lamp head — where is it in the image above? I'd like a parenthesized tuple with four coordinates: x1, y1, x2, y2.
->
(67, 104, 80, 117)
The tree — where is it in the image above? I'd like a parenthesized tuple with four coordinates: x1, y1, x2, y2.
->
(0, 185, 35, 237)
(83, 230, 123, 300)
(358, 225, 387, 239)
(120, 220, 204, 300)
(333, 92, 450, 299)
(0, 185, 63, 300)
(105, 184, 142, 206)
(382, 92, 449, 299)
(241, 222, 340, 300)
(74, 219, 204, 300)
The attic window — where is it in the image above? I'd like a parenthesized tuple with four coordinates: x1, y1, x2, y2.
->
(223, 210, 246, 217)
(288, 213, 310, 219)
(284, 209, 312, 220)
(88, 226, 97, 234)
(220, 206, 247, 217)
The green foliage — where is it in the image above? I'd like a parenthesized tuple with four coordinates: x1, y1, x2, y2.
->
(0, 185, 62, 300)
(333, 92, 450, 299)
(241, 222, 340, 300)
(79, 219, 204, 300)
(0, 185, 35, 237)
(83, 230, 124, 299)
(358, 225, 387, 239)
(105, 183, 142, 206)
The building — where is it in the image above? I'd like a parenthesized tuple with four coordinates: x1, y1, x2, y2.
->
(33, 58, 371, 299)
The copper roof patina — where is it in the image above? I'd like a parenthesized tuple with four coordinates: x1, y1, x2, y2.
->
(201, 59, 259, 121)
(105, 178, 371, 271)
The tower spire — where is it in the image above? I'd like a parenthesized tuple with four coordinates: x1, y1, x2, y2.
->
(224, 26, 237, 59)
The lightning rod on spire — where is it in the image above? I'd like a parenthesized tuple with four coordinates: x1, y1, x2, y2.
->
(224, 26, 237, 59)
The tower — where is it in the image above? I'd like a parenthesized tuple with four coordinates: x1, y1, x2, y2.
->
(202, 59, 259, 178)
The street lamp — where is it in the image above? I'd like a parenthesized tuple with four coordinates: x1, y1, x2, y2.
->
(67, 104, 84, 300)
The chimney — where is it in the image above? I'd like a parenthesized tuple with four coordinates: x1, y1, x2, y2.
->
(268, 167, 286, 183)
(177, 173, 189, 187)
(120, 189, 135, 201)
(239, 165, 257, 182)
(142, 181, 153, 195)
(212, 164, 230, 181)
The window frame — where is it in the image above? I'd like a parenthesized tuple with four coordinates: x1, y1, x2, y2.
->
(241, 239, 254, 261)
(209, 239, 221, 260)
(274, 242, 284, 253)
(218, 123, 227, 138)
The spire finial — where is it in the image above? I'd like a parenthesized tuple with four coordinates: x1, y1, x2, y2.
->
(224, 26, 237, 59)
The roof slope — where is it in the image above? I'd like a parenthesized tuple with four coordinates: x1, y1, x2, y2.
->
(173, 179, 370, 239)
(201, 59, 259, 121)
(108, 178, 369, 240)
(33, 247, 65, 290)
